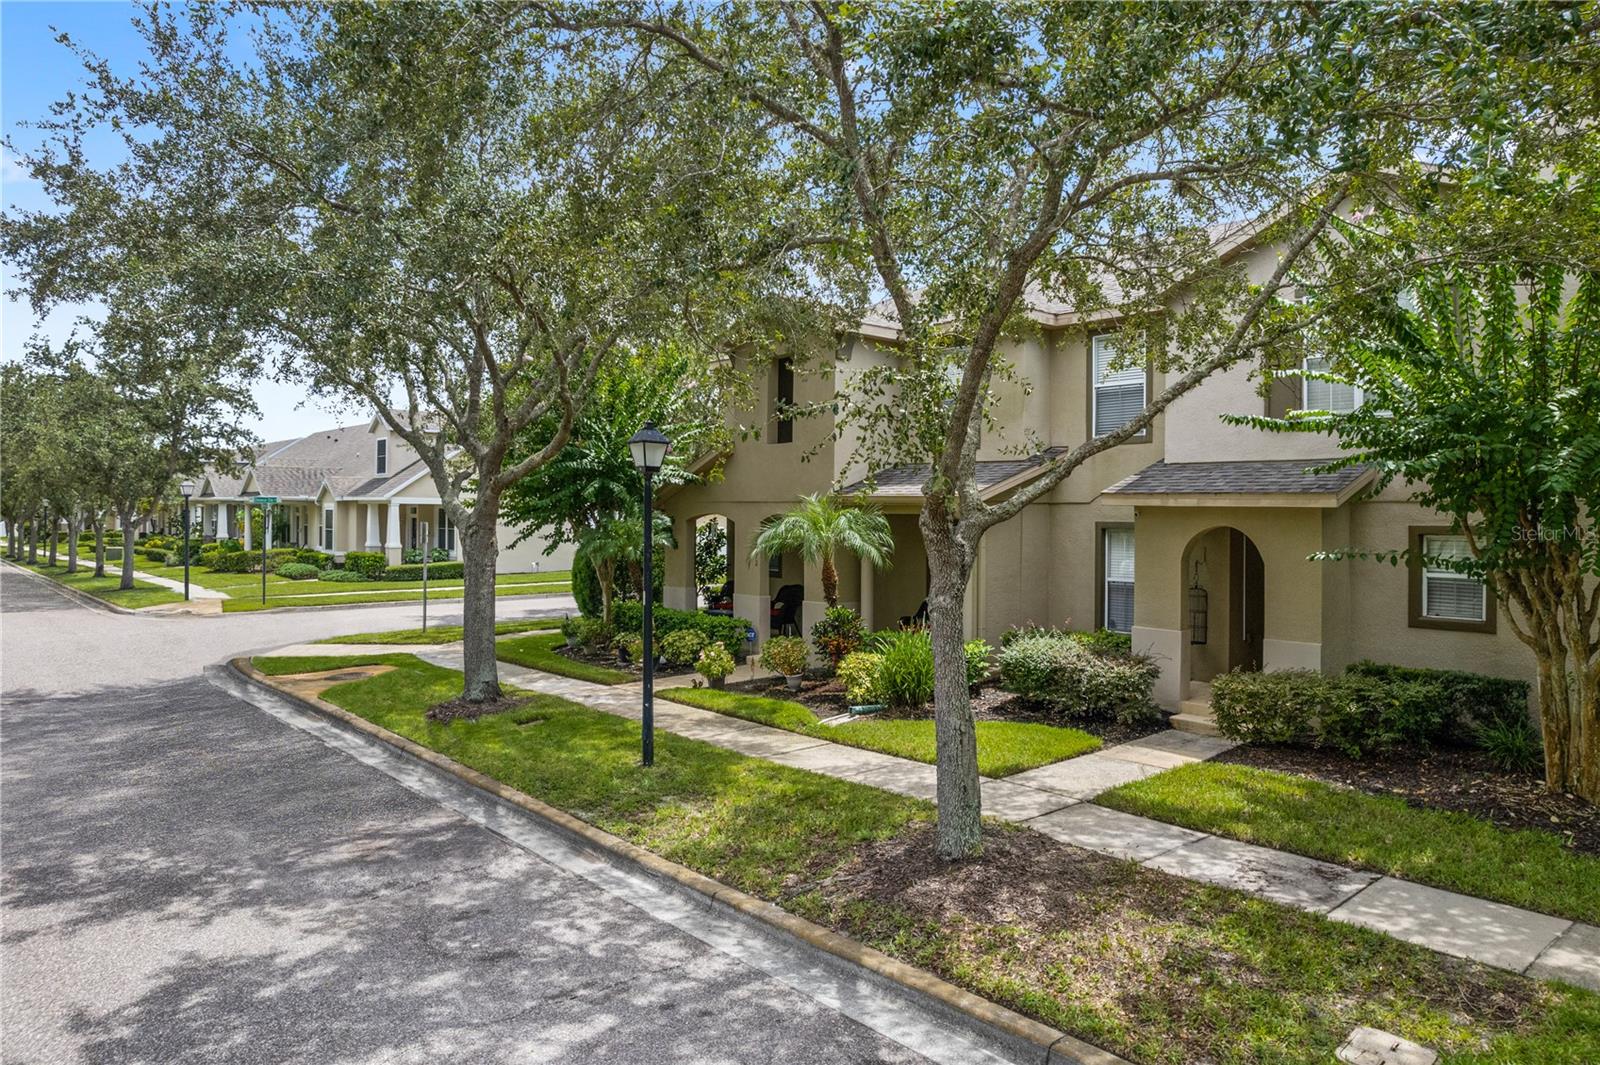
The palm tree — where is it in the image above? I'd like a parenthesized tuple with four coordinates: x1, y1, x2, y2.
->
(752, 493, 893, 607)
(577, 509, 675, 624)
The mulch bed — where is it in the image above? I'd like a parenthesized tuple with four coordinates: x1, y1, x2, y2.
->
(726, 674, 1166, 746)
(553, 643, 695, 679)
(426, 694, 542, 723)
(1217, 743, 1600, 856)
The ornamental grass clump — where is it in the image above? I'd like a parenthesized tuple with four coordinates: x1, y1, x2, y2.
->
(870, 628, 935, 709)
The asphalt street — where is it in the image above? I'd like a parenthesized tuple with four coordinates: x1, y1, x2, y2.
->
(0, 566, 1011, 1065)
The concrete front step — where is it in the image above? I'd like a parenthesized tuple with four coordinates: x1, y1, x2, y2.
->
(1170, 711, 1223, 737)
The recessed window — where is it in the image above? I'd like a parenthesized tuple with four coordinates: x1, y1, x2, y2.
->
(322, 507, 335, 551)
(1409, 527, 1493, 633)
(1301, 356, 1363, 413)
(1101, 526, 1135, 634)
(773, 358, 794, 444)
(1092, 334, 1146, 436)
(376, 438, 388, 475)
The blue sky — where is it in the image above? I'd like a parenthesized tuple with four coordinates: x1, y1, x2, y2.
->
(2, 0, 353, 440)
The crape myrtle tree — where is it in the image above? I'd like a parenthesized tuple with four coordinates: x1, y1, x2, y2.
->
(33, 3, 784, 702)
(1236, 261, 1600, 800)
(567, 1, 1599, 856)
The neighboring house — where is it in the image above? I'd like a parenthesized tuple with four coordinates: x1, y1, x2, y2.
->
(656, 227, 1536, 710)
(192, 415, 575, 572)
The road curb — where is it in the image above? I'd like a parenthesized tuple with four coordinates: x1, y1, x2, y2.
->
(0, 558, 138, 615)
(228, 656, 1129, 1065)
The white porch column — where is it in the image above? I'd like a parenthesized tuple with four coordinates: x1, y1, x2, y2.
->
(365, 503, 381, 548)
(385, 503, 402, 564)
(264, 508, 273, 551)
(242, 505, 252, 551)
(213, 503, 224, 539)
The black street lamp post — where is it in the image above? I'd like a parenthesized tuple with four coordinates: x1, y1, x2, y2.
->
(179, 479, 195, 601)
(627, 421, 671, 767)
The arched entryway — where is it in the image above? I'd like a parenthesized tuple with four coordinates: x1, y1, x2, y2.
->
(691, 514, 736, 612)
(1180, 526, 1265, 696)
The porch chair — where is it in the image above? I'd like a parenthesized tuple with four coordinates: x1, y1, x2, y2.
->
(770, 584, 804, 636)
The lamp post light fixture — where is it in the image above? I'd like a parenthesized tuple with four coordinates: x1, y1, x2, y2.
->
(627, 421, 671, 767)
(179, 479, 196, 601)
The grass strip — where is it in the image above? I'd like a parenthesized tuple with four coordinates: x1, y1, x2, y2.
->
(250, 654, 1600, 1065)
(315, 617, 564, 645)
(662, 686, 1100, 778)
(220, 583, 569, 612)
(8, 559, 184, 609)
(495, 631, 632, 684)
(157, 564, 568, 595)
(1097, 761, 1600, 926)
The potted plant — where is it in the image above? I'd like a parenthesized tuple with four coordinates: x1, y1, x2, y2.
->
(560, 615, 580, 649)
(760, 635, 809, 691)
(695, 642, 735, 690)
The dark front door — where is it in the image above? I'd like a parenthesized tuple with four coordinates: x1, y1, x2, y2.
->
(1227, 530, 1265, 672)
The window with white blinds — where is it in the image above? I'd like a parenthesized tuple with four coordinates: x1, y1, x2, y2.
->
(1103, 526, 1135, 634)
(1092, 334, 1145, 436)
(1421, 535, 1485, 622)
(1302, 356, 1363, 413)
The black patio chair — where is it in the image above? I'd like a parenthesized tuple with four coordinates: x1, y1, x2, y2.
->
(900, 600, 929, 628)
(770, 584, 804, 635)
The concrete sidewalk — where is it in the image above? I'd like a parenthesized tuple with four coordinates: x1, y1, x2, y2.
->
(301, 639, 1600, 992)
(132, 569, 229, 599)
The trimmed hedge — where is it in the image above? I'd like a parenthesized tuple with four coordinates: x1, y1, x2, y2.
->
(997, 632, 1160, 725)
(1346, 660, 1530, 730)
(277, 562, 319, 580)
(316, 568, 368, 583)
(209, 550, 256, 573)
(343, 551, 388, 579)
(613, 601, 750, 656)
(1212, 668, 1455, 757)
(293, 548, 333, 567)
(381, 561, 464, 581)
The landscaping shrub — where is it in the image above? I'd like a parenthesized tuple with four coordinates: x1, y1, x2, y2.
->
(811, 607, 866, 667)
(104, 531, 123, 546)
(216, 537, 241, 552)
(838, 651, 884, 704)
(209, 550, 256, 573)
(871, 628, 935, 709)
(316, 568, 368, 583)
(402, 547, 451, 564)
(660, 628, 708, 667)
(965, 638, 993, 688)
(141, 548, 168, 564)
(999, 624, 1133, 657)
(1477, 714, 1544, 773)
(1210, 670, 1327, 745)
(293, 548, 332, 567)
(695, 642, 735, 682)
(343, 551, 388, 579)
(616, 633, 644, 662)
(1346, 660, 1530, 736)
(575, 617, 614, 650)
(263, 547, 299, 573)
(277, 562, 319, 580)
(612, 602, 749, 657)
(381, 562, 465, 581)
(760, 635, 810, 677)
(997, 632, 1159, 725)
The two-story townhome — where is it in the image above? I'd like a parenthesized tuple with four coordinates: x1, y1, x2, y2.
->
(193, 414, 574, 572)
(656, 230, 1536, 713)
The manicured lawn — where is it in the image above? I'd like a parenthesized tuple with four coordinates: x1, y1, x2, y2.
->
(495, 631, 633, 684)
(1097, 761, 1600, 926)
(158, 563, 568, 596)
(315, 617, 564, 644)
(8, 559, 183, 609)
(220, 582, 570, 612)
(248, 653, 1600, 1065)
(252, 652, 424, 676)
(663, 686, 1101, 777)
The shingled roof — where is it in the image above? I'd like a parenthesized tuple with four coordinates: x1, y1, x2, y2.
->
(1103, 460, 1373, 502)
(841, 448, 1066, 499)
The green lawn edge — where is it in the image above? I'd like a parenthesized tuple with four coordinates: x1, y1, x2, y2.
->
(315, 617, 564, 645)
(220, 582, 570, 612)
(1097, 760, 1600, 926)
(243, 653, 1600, 1065)
(7, 558, 184, 609)
(662, 686, 1101, 777)
(495, 631, 633, 684)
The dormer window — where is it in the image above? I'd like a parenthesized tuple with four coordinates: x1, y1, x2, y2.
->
(376, 438, 388, 475)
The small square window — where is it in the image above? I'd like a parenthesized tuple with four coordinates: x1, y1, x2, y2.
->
(1409, 527, 1493, 633)
(1302, 356, 1363, 414)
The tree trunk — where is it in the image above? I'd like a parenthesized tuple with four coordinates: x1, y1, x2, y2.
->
(118, 506, 137, 590)
(459, 503, 502, 703)
(28, 514, 39, 564)
(47, 511, 58, 567)
(596, 556, 615, 625)
(921, 509, 982, 860)
(93, 517, 107, 578)
(66, 513, 80, 574)
(821, 554, 838, 607)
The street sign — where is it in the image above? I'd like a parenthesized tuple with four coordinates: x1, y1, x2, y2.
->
(253, 496, 279, 505)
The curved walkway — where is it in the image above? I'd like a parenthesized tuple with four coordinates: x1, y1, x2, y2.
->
(299, 637, 1600, 993)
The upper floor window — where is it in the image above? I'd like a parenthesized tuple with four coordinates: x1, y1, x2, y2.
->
(1092, 333, 1146, 436)
(376, 438, 388, 475)
(773, 358, 794, 444)
(1301, 356, 1363, 414)
(1409, 527, 1493, 633)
